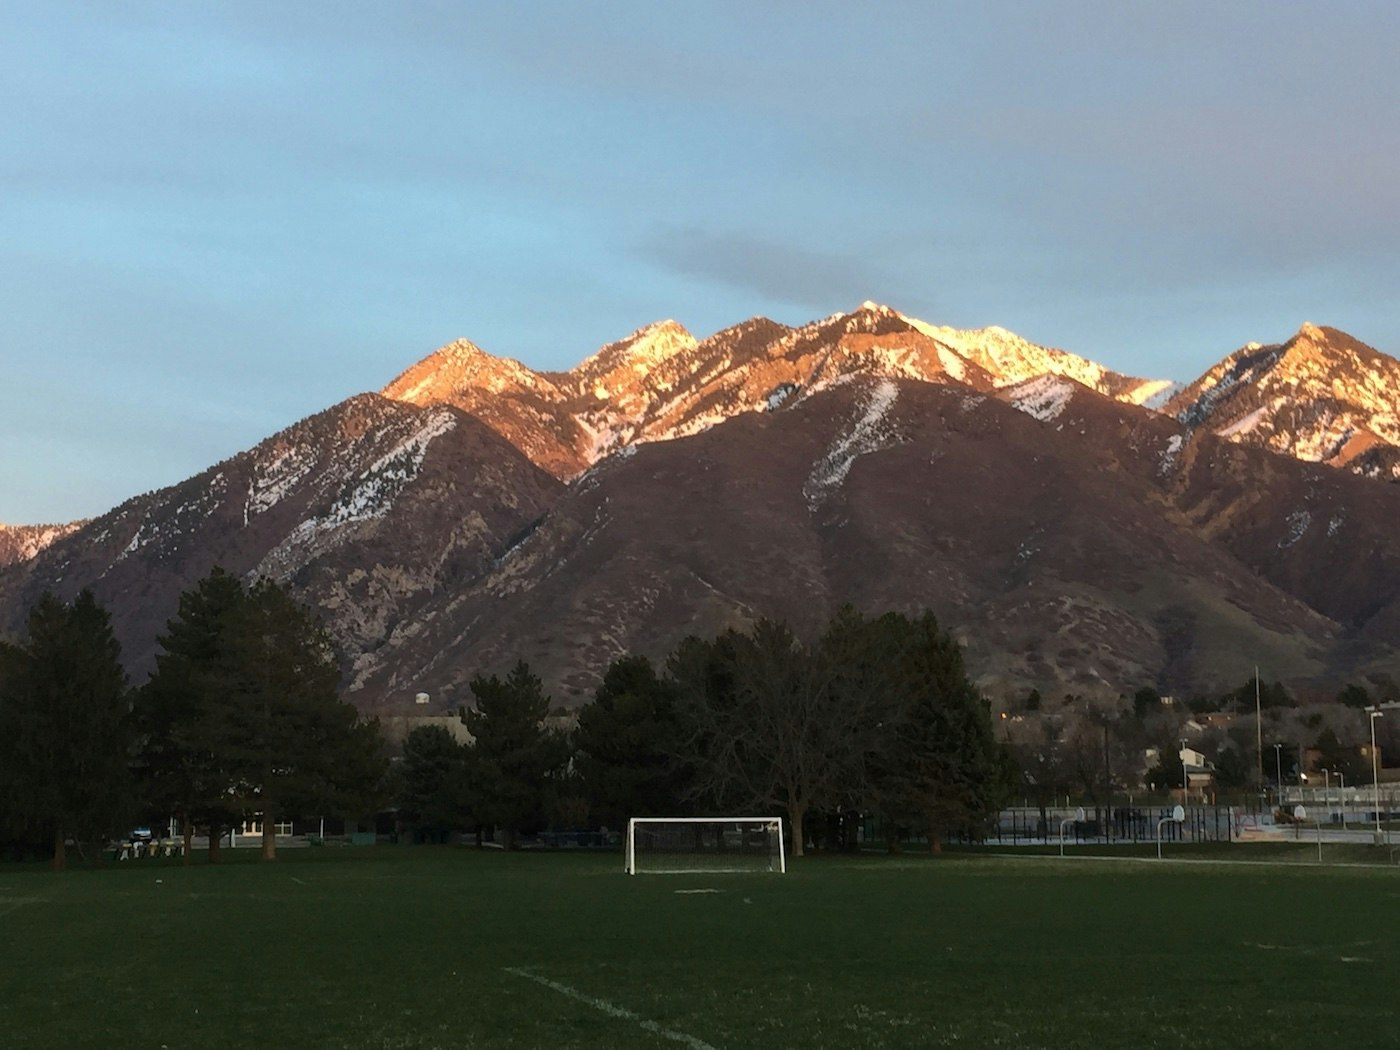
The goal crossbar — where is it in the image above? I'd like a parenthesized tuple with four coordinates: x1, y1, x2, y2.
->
(624, 816, 786, 875)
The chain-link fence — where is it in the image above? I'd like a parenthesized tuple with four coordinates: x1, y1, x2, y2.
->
(989, 804, 1236, 845)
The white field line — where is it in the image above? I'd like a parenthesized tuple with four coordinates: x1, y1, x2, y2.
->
(983, 852, 1400, 871)
(503, 967, 717, 1050)
(0, 897, 44, 918)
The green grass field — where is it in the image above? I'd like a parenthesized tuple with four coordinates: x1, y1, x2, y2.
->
(3, 846, 1398, 1049)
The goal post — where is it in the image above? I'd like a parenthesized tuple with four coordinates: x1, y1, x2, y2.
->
(624, 817, 786, 875)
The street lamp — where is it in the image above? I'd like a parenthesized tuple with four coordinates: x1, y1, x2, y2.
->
(1369, 710, 1385, 838)
(1180, 738, 1188, 806)
(1274, 743, 1283, 808)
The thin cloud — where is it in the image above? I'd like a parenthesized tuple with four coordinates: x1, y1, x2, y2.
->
(637, 228, 912, 313)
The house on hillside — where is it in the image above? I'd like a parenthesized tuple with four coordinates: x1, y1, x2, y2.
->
(1143, 745, 1216, 800)
(1180, 745, 1215, 801)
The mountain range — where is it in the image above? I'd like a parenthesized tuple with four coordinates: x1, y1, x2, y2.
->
(4, 303, 1399, 711)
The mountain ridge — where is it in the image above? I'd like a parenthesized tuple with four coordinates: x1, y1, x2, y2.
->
(1165, 322, 1400, 480)
(375, 302, 1176, 484)
(5, 304, 1400, 711)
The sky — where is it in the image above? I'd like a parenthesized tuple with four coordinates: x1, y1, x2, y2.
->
(4, 2, 1400, 524)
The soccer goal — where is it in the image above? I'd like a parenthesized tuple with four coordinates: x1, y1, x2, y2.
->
(624, 817, 786, 875)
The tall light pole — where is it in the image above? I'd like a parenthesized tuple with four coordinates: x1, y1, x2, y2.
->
(1335, 769, 1346, 829)
(1369, 710, 1384, 838)
(1255, 667, 1263, 795)
(1180, 738, 1189, 807)
(1322, 768, 1330, 818)
(1274, 743, 1283, 808)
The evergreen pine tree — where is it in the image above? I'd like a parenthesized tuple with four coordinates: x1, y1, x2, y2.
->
(138, 568, 385, 862)
(396, 725, 470, 842)
(867, 612, 1008, 852)
(574, 654, 689, 830)
(0, 591, 132, 870)
(462, 662, 569, 848)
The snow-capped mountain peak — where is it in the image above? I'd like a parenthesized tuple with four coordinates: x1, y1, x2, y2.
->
(372, 307, 1400, 492)
(896, 312, 1172, 405)
(382, 338, 555, 404)
(1164, 323, 1400, 480)
(569, 320, 698, 396)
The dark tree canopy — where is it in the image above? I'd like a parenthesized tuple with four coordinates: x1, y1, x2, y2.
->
(1225, 677, 1292, 711)
(0, 590, 132, 870)
(1145, 749, 1186, 794)
(668, 618, 876, 857)
(137, 568, 385, 862)
(573, 654, 689, 830)
(668, 608, 1006, 856)
(395, 724, 470, 842)
(1212, 746, 1251, 789)
(1132, 687, 1161, 720)
(860, 611, 1010, 851)
(462, 661, 570, 848)
(220, 577, 385, 859)
(136, 568, 249, 860)
(1335, 683, 1372, 710)
(1312, 727, 1368, 785)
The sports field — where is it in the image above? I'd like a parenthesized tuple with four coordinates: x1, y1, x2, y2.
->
(3, 846, 1397, 1049)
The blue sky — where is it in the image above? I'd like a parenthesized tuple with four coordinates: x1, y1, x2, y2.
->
(5, 2, 1400, 523)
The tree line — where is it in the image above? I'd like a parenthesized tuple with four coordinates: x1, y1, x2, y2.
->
(397, 608, 1012, 856)
(0, 569, 384, 869)
(1, 569, 1011, 867)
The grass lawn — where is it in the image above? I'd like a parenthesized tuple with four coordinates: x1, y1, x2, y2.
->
(2, 845, 1398, 1049)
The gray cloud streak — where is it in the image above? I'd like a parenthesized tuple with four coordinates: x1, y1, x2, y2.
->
(636, 228, 924, 314)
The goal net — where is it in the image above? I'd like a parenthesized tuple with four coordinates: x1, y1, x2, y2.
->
(624, 817, 786, 875)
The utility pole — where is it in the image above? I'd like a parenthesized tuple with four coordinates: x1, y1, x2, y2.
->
(1370, 709, 1385, 840)
(1337, 769, 1346, 830)
(1103, 718, 1111, 843)
(1255, 667, 1263, 792)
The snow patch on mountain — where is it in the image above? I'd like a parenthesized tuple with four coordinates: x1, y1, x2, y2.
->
(936, 347, 969, 382)
(116, 476, 227, 563)
(804, 380, 901, 507)
(1007, 375, 1075, 422)
(1159, 433, 1186, 476)
(766, 383, 799, 411)
(864, 341, 944, 381)
(1172, 345, 1286, 428)
(258, 410, 457, 577)
(0, 521, 85, 565)
(329, 410, 457, 527)
(247, 444, 318, 518)
(1136, 380, 1183, 411)
(1217, 406, 1269, 439)
(902, 317, 1101, 386)
(663, 408, 731, 442)
(897, 313, 1179, 409)
(1279, 511, 1311, 549)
